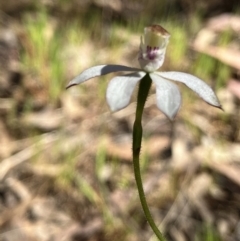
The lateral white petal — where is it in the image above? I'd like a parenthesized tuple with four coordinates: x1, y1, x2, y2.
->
(150, 73, 181, 120)
(106, 72, 146, 112)
(66, 65, 141, 89)
(157, 71, 221, 108)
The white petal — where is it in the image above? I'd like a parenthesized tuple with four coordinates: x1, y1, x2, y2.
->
(66, 65, 141, 89)
(106, 72, 146, 111)
(150, 73, 181, 120)
(157, 71, 221, 108)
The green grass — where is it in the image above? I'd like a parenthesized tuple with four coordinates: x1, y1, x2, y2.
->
(192, 28, 232, 89)
(195, 225, 222, 241)
(193, 53, 231, 89)
(164, 21, 188, 68)
(21, 10, 65, 103)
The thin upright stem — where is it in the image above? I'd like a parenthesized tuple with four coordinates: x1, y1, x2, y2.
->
(132, 74, 166, 241)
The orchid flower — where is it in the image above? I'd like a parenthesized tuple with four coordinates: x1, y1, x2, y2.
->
(66, 25, 221, 241)
(66, 24, 221, 119)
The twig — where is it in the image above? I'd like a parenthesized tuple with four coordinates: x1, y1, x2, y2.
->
(0, 133, 58, 181)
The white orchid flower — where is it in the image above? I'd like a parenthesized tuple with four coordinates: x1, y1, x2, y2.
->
(66, 24, 221, 120)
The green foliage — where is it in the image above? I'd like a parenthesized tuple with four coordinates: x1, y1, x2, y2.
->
(193, 54, 215, 81)
(192, 29, 232, 89)
(21, 10, 65, 103)
(165, 22, 188, 67)
(95, 145, 108, 182)
(192, 53, 230, 89)
(65, 20, 87, 45)
(57, 146, 79, 186)
(195, 225, 222, 241)
(218, 28, 234, 46)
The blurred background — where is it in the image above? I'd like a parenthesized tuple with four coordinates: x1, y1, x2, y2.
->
(0, 0, 240, 240)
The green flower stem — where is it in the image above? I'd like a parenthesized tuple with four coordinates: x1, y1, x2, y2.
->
(132, 74, 165, 241)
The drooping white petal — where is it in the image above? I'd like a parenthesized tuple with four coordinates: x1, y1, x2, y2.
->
(150, 73, 181, 120)
(156, 71, 221, 108)
(106, 72, 146, 112)
(66, 65, 141, 89)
